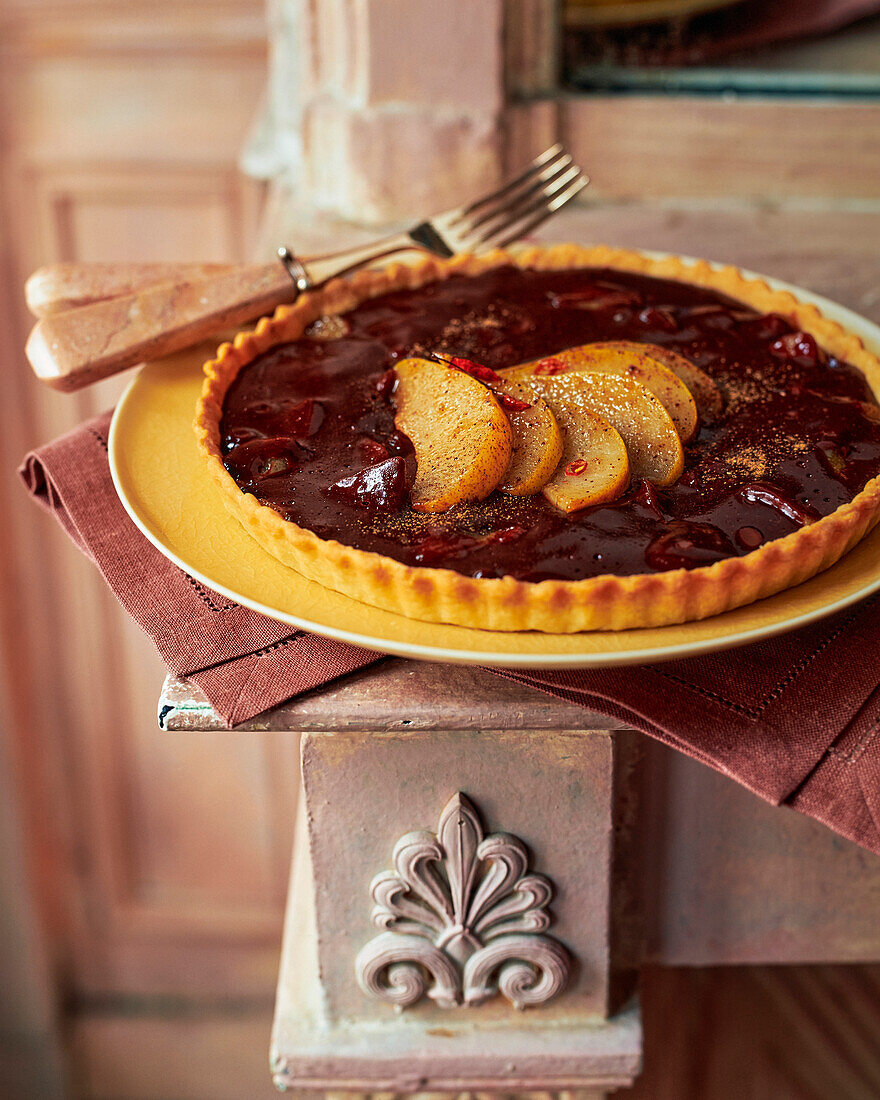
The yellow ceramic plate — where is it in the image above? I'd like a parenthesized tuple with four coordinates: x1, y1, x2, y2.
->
(109, 275, 880, 668)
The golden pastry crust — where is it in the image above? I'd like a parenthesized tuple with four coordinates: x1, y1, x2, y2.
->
(194, 245, 880, 633)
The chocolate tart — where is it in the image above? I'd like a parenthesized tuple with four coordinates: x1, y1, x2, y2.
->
(194, 246, 880, 632)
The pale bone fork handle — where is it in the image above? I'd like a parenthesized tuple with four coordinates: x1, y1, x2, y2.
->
(25, 262, 241, 317)
(26, 145, 588, 392)
(24, 239, 423, 392)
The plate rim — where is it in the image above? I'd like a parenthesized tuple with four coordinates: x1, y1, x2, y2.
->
(108, 253, 880, 668)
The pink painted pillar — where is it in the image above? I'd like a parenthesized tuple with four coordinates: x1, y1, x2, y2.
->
(270, 725, 642, 1093)
(263, 0, 507, 226)
(258, 5, 636, 1091)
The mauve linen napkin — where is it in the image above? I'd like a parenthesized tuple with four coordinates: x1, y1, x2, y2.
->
(21, 412, 880, 854)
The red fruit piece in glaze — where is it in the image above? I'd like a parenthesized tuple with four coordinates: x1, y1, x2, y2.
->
(637, 306, 678, 332)
(223, 426, 266, 452)
(645, 522, 736, 571)
(224, 438, 303, 488)
(549, 287, 641, 311)
(629, 477, 664, 519)
(736, 526, 764, 550)
(285, 398, 325, 437)
(411, 530, 479, 564)
(375, 369, 397, 398)
(385, 430, 415, 456)
(489, 524, 527, 545)
(751, 313, 791, 341)
(769, 331, 821, 366)
(736, 482, 820, 526)
(327, 456, 409, 513)
(358, 437, 391, 464)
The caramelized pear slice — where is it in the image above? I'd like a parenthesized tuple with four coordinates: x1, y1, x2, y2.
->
(520, 343, 699, 443)
(597, 340, 724, 424)
(394, 357, 512, 513)
(528, 376, 630, 513)
(517, 369, 684, 487)
(492, 379, 564, 496)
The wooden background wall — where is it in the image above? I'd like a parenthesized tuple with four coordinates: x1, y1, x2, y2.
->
(0, 3, 298, 1096)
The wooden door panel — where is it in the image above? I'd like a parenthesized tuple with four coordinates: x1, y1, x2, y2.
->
(625, 965, 880, 1100)
(0, 0, 295, 1004)
(49, 178, 240, 266)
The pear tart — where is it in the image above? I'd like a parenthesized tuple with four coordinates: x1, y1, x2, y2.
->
(195, 246, 880, 632)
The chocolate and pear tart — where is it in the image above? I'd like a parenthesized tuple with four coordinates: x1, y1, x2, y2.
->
(194, 245, 880, 632)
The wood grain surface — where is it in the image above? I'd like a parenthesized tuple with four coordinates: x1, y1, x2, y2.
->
(67, 966, 880, 1099)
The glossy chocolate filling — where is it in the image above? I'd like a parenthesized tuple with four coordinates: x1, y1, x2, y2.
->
(220, 266, 880, 581)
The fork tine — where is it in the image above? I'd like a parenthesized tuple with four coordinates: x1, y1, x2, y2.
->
(471, 164, 581, 240)
(472, 166, 586, 247)
(484, 175, 590, 251)
(462, 155, 575, 234)
(451, 144, 567, 222)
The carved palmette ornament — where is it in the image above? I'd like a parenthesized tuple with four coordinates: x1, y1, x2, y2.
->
(355, 792, 570, 1010)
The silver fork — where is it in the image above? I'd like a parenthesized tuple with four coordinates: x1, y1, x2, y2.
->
(278, 144, 589, 292)
(27, 146, 588, 392)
